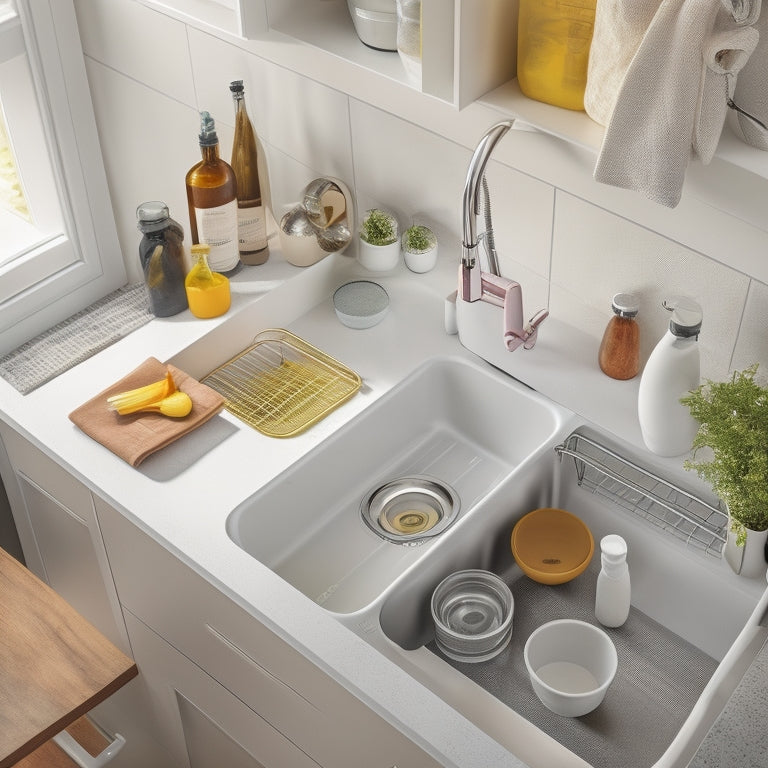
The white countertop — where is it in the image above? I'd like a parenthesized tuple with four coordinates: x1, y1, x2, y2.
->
(0, 247, 762, 768)
(0, 249, 532, 767)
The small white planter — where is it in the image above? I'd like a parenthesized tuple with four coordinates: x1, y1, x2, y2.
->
(723, 520, 768, 578)
(403, 243, 438, 273)
(357, 209, 400, 272)
(357, 239, 400, 272)
(402, 224, 438, 273)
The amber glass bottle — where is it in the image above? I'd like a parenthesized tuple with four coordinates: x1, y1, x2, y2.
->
(598, 293, 640, 380)
(229, 80, 268, 265)
(185, 111, 241, 275)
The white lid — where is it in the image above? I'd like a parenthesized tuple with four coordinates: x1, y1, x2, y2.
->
(611, 293, 639, 318)
(600, 534, 627, 564)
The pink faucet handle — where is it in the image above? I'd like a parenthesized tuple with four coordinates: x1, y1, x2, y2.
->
(522, 308, 549, 350)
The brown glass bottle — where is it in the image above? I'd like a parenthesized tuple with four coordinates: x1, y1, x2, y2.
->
(229, 80, 268, 265)
(185, 111, 241, 275)
(599, 293, 640, 380)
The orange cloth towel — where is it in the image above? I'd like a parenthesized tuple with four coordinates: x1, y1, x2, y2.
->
(69, 357, 225, 466)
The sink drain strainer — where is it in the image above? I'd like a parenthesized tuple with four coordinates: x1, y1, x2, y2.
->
(361, 476, 460, 545)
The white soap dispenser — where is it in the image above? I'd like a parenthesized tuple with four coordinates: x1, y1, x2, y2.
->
(595, 534, 631, 628)
(638, 297, 702, 457)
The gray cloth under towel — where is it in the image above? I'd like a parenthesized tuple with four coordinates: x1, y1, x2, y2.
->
(0, 283, 152, 395)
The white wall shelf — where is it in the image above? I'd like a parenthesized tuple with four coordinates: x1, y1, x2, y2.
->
(138, 0, 768, 221)
(264, 0, 517, 109)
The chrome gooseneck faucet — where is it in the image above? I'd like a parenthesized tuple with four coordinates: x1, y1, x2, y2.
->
(460, 119, 548, 351)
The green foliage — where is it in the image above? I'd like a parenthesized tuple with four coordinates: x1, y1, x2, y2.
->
(681, 364, 768, 542)
(402, 224, 436, 253)
(360, 209, 397, 246)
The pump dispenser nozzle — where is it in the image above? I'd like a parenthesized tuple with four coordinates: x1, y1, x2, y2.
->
(662, 296, 702, 339)
(198, 111, 218, 146)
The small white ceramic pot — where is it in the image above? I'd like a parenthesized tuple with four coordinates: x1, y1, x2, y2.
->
(724, 519, 768, 578)
(357, 239, 400, 272)
(403, 243, 438, 273)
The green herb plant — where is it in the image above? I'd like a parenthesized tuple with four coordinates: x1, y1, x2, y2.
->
(360, 209, 398, 246)
(680, 364, 768, 545)
(402, 224, 436, 253)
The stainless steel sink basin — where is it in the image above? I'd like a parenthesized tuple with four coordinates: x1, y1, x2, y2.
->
(226, 355, 574, 614)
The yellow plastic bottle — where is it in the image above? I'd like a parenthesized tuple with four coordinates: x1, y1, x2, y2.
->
(517, 0, 596, 111)
(185, 243, 231, 319)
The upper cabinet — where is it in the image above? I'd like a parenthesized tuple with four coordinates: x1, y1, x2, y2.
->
(139, 0, 518, 109)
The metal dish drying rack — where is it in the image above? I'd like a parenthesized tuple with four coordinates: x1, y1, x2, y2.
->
(201, 329, 361, 438)
(555, 431, 728, 558)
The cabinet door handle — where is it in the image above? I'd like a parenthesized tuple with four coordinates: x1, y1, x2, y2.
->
(53, 730, 126, 767)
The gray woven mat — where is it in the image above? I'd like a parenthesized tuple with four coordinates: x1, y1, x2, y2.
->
(0, 283, 151, 394)
(429, 568, 717, 768)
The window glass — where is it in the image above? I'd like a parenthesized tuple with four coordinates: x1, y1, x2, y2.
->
(0, 0, 126, 356)
(0, 104, 30, 223)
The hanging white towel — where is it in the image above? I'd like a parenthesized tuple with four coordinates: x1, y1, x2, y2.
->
(694, 13, 758, 163)
(732, 2, 768, 149)
(594, 0, 759, 207)
(584, 0, 662, 126)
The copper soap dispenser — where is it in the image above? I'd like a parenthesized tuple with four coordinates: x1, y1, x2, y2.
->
(598, 293, 640, 380)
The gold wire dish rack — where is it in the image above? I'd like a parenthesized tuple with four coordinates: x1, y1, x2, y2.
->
(200, 329, 361, 438)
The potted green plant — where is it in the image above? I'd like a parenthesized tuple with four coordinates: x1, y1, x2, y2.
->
(401, 223, 438, 273)
(680, 363, 768, 577)
(358, 208, 399, 272)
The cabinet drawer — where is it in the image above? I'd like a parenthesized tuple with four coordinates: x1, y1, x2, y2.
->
(95, 497, 440, 768)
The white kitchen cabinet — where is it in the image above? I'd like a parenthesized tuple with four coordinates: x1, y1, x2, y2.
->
(0, 423, 127, 650)
(0, 424, 175, 768)
(95, 495, 443, 768)
(124, 609, 321, 768)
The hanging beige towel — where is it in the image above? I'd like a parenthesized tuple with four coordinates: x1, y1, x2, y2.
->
(731, 2, 768, 149)
(584, 0, 661, 126)
(594, 0, 759, 208)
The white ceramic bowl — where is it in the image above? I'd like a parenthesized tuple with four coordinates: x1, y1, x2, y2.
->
(524, 619, 617, 717)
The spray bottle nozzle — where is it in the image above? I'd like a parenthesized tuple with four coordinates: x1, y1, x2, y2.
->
(198, 110, 218, 146)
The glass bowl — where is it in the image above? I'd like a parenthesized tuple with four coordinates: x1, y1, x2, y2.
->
(431, 569, 514, 663)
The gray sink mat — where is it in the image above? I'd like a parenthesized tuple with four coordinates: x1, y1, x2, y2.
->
(429, 568, 717, 768)
(0, 283, 151, 394)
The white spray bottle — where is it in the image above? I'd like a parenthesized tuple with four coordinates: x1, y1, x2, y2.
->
(637, 297, 702, 457)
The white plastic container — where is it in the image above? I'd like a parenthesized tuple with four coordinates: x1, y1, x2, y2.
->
(595, 534, 631, 628)
(637, 297, 702, 457)
(523, 619, 617, 717)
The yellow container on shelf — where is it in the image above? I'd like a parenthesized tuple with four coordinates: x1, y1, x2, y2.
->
(185, 243, 231, 319)
(517, 0, 596, 111)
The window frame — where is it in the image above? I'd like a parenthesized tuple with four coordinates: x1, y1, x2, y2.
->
(0, 0, 126, 357)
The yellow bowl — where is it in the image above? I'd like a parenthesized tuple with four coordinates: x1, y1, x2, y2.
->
(511, 508, 594, 585)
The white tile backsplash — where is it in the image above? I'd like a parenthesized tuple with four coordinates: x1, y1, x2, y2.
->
(732, 280, 768, 373)
(550, 193, 751, 380)
(75, 0, 196, 107)
(350, 100, 471, 236)
(84, 58, 199, 283)
(187, 28, 269, 133)
(78, 0, 768, 384)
